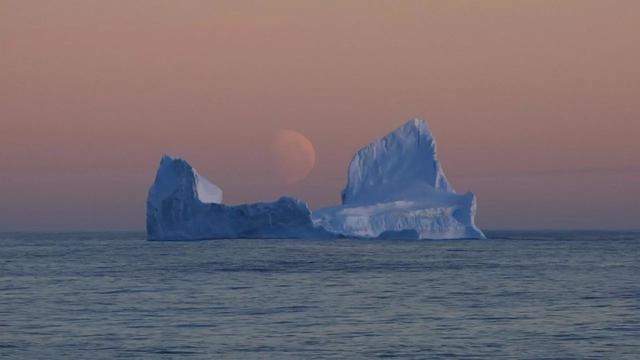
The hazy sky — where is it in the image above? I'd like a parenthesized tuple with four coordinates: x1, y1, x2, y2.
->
(1, 1, 639, 231)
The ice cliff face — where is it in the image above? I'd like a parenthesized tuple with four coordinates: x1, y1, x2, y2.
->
(146, 155, 329, 240)
(341, 118, 454, 204)
(313, 119, 485, 239)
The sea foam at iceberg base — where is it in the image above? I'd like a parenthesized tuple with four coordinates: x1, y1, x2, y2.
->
(146, 118, 485, 240)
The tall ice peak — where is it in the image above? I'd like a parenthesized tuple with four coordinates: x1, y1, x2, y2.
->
(149, 155, 223, 205)
(341, 118, 454, 205)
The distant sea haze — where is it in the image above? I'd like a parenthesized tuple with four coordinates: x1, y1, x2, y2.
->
(453, 165, 640, 178)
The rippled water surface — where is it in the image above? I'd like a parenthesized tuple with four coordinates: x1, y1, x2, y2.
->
(1, 231, 639, 359)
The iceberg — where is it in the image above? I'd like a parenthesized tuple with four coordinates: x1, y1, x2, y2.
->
(146, 118, 484, 240)
(146, 156, 330, 240)
(312, 119, 485, 239)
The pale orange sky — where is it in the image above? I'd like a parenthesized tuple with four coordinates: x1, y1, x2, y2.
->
(1, 1, 639, 231)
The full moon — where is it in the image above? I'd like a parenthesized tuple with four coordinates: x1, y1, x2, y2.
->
(272, 130, 316, 184)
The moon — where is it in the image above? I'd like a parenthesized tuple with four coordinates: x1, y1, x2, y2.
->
(272, 130, 316, 184)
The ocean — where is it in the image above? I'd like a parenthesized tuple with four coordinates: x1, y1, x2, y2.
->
(1, 231, 639, 359)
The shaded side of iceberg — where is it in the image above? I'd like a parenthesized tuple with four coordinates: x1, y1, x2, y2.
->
(312, 119, 485, 239)
(146, 155, 331, 240)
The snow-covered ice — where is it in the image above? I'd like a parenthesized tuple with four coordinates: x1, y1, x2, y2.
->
(146, 118, 484, 240)
(146, 155, 330, 240)
(312, 119, 485, 239)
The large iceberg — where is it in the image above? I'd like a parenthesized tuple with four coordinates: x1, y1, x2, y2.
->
(146, 118, 484, 240)
(312, 119, 485, 239)
(146, 156, 330, 240)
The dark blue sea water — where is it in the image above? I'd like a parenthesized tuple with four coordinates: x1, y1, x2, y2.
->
(1, 231, 639, 359)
